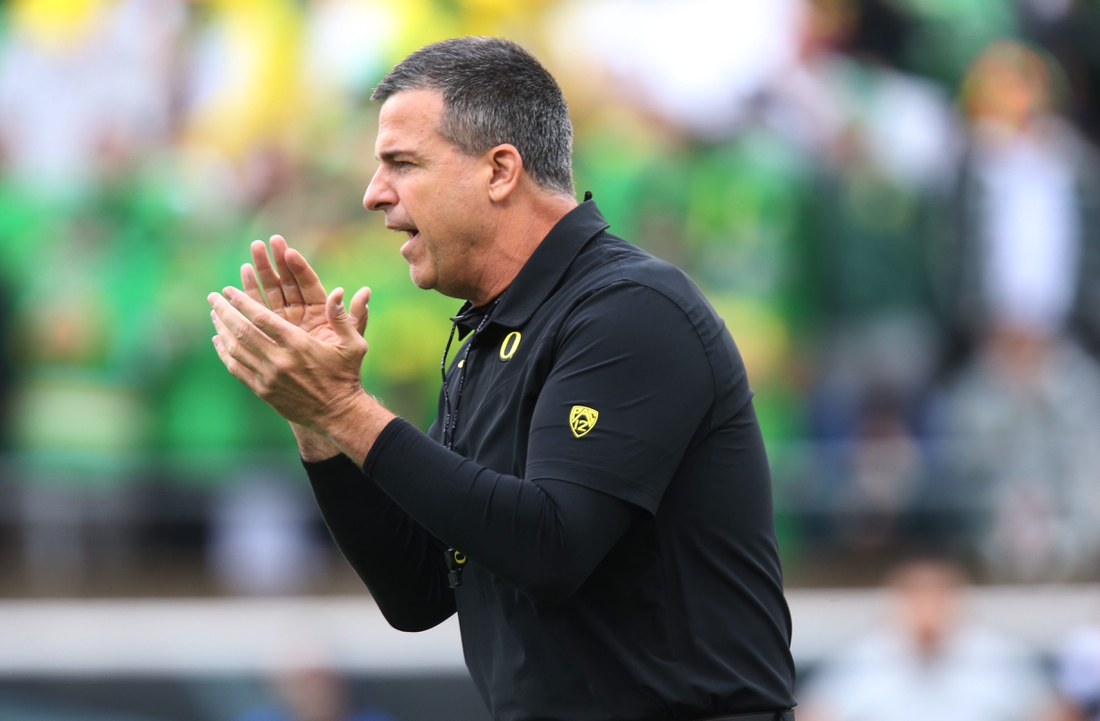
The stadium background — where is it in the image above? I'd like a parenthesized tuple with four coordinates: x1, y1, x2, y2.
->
(2, 0, 1100, 719)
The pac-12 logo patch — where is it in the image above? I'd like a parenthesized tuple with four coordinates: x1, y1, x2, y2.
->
(569, 405, 599, 438)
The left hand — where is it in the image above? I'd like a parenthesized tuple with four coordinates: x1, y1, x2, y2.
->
(208, 284, 368, 435)
(241, 235, 371, 344)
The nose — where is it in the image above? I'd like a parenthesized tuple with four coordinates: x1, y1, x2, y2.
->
(363, 167, 396, 212)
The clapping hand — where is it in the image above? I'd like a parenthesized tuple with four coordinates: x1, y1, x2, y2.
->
(208, 235, 392, 463)
(242, 234, 370, 343)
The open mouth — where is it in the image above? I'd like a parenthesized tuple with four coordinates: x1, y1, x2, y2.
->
(391, 223, 419, 241)
(397, 227, 420, 260)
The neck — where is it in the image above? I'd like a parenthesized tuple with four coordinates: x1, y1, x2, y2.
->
(467, 192, 578, 306)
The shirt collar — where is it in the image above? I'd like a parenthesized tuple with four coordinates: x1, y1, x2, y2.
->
(491, 199, 609, 329)
(450, 199, 609, 338)
(451, 296, 498, 339)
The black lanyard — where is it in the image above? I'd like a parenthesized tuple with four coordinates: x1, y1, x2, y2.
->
(440, 295, 502, 450)
(440, 294, 502, 588)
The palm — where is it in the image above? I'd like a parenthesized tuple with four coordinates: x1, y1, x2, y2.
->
(289, 300, 339, 342)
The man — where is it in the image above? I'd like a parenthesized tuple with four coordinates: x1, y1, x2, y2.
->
(208, 37, 795, 721)
(798, 560, 1051, 721)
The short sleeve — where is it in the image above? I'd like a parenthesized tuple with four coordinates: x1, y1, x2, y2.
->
(524, 282, 713, 514)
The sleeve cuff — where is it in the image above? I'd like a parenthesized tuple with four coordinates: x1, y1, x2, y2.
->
(361, 416, 420, 479)
(301, 452, 349, 471)
(301, 451, 365, 490)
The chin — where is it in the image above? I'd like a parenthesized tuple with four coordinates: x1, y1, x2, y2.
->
(408, 266, 436, 290)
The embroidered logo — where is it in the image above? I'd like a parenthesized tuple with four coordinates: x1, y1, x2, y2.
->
(569, 405, 599, 438)
(500, 331, 521, 361)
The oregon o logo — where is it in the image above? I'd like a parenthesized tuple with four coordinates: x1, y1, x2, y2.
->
(500, 331, 521, 361)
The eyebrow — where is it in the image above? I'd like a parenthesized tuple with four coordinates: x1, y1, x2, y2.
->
(377, 149, 420, 162)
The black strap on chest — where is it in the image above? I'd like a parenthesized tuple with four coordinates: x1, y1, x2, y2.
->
(440, 295, 501, 451)
(439, 294, 503, 589)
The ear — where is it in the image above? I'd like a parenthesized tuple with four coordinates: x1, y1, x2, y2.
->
(486, 144, 523, 202)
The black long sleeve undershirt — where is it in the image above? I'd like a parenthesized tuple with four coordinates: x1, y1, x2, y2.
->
(304, 418, 640, 630)
(304, 451, 454, 631)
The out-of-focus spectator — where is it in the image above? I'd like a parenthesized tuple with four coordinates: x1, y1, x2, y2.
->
(240, 661, 399, 721)
(764, 0, 961, 542)
(8, 182, 180, 591)
(799, 559, 1052, 721)
(1054, 624, 1100, 721)
(0, 0, 185, 194)
(555, 0, 800, 139)
(939, 40, 1100, 581)
(6, 0, 1100, 594)
(944, 40, 1100, 351)
(766, 0, 961, 182)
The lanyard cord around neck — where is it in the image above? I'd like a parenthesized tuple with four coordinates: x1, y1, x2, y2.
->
(440, 295, 502, 589)
(440, 294, 503, 451)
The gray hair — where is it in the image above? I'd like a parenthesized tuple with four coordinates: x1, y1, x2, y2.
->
(372, 37, 574, 197)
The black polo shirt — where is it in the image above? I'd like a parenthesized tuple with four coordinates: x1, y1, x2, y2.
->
(307, 200, 795, 720)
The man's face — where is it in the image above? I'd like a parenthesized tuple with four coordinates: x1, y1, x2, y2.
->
(363, 89, 495, 299)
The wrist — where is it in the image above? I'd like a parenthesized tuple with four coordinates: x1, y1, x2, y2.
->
(291, 422, 341, 462)
(319, 390, 397, 467)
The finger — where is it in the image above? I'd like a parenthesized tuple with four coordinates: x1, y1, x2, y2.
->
(284, 247, 329, 305)
(209, 290, 284, 354)
(326, 287, 364, 348)
(212, 334, 262, 394)
(220, 286, 306, 346)
(211, 310, 267, 376)
(348, 286, 371, 337)
(240, 263, 266, 307)
(251, 240, 286, 312)
(271, 235, 305, 308)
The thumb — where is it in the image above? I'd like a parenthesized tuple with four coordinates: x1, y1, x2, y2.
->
(326, 287, 358, 346)
(348, 286, 371, 337)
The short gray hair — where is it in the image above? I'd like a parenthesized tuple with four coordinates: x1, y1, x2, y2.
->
(372, 37, 574, 197)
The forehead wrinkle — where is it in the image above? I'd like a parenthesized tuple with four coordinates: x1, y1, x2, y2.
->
(377, 90, 448, 146)
(375, 127, 447, 166)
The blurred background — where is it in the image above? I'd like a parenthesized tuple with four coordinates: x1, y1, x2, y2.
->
(3, 0, 1100, 718)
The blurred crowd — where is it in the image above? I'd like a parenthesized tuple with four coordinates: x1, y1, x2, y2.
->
(2, 0, 1100, 595)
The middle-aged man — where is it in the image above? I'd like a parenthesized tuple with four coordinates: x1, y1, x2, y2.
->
(208, 37, 796, 721)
